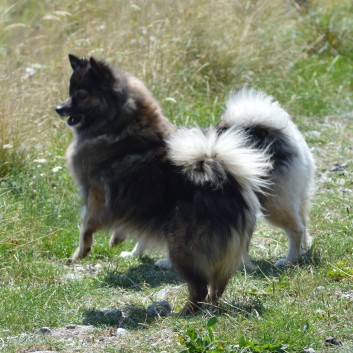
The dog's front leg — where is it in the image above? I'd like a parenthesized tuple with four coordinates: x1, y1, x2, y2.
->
(70, 187, 104, 263)
(71, 220, 96, 262)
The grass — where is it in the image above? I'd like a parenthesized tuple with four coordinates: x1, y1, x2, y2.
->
(0, 0, 353, 352)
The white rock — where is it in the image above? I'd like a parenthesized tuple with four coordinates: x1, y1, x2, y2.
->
(116, 328, 128, 336)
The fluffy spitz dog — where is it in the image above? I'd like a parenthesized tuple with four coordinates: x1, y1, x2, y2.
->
(56, 55, 315, 313)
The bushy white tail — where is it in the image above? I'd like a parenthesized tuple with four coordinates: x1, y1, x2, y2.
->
(221, 88, 291, 131)
(167, 127, 272, 202)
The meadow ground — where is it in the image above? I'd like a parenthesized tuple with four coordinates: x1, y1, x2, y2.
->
(0, 1, 352, 352)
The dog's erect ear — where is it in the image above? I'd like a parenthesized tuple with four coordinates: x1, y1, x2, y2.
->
(68, 54, 81, 71)
(89, 57, 100, 73)
(89, 57, 115, 87)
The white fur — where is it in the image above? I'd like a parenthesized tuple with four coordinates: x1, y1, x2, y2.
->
(167, 127, 272, 213)
(222, 88, 315, 266)
(222, 88, 290, 131)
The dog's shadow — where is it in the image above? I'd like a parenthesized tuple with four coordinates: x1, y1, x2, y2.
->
(82, 250, 321, 328)
(99, 257, 181, 291)
(82, 304, 157, 329)
(245, 247, 321, 279)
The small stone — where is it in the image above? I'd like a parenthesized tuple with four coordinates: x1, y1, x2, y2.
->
(74, 325, 95, 334)
(36, 327, 52, 335)
(66, 324, 77, 329)
(336, 290, 353, 300)
(146, 300, 172, 317)
(303, 348, 316, 353)
(63, 273, 83, 280)
(116, 328, 128, 336)
(325, 337, 343, 346)
(307, 131, 321, 138)
(74, 265, 84, 272)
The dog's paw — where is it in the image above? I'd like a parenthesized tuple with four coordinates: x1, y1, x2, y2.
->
(119, 251, 135, 258)
(155, 258, 172, 270)
(71, 246, 90, 262)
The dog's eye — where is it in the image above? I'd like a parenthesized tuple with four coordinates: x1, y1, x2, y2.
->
(76, 90, 88, 100)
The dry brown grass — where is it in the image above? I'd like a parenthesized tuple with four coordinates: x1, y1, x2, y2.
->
(0, 0, 351, 176)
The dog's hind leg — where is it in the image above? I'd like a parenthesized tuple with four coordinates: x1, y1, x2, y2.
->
(209, 273, 230, 306)
(274, 199, 313, 267)
(271, 212, 307, 267)
(299, 198, 313, 251)
(209, 233, 246, 305)
(242, 237, 257, 271)
(275, 225, 305, 267)
(109, 227, 127, 248)
(262, 192, 311, 267)
(168, 242, 208, 314)
(182, 277, 209, 315)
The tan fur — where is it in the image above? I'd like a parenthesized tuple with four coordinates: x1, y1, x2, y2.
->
(125, 75, 175, 139)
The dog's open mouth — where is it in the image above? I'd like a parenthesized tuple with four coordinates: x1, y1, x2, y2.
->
(67, 114, 84, 127)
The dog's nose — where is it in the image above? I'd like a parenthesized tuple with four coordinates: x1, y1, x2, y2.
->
(55, 98, 72, 117)
(55, 105, 65, 116)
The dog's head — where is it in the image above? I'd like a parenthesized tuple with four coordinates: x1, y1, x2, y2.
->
(56, 54, 129, 131)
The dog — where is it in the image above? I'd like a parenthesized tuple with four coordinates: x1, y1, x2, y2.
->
(109, 90, 316, 270)
(56, 54, 314, 312)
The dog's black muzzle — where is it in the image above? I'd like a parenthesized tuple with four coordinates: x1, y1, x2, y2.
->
(56, 98, 85, 127)
(55, 98, 72, 117)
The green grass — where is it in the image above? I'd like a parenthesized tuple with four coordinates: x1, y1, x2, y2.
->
(1, 0, 353, 352)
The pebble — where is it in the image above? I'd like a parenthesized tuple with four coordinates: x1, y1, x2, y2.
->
(62, 273, 83, 280)
(146, 300, 172, 317)
(116, 328, 128, 336)
(303, 348, 316, 353)
(36, 327, 52, 335)
(325, 337, 342, 346)
(306, 131, 321, 138)
(336, 290, 353, 300)
(65, 324, 77, 329)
